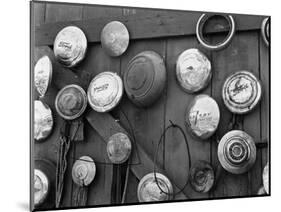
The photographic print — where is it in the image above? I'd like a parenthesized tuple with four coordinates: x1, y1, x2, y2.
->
(30, 1, 270, 211)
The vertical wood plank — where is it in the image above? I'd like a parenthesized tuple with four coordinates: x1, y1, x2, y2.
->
(211, 31, 261, 197)
(259, 31, 270, 186)
(33, 47, 60, 164)
(74, 123, 113, 205)
(210, 34, 232, 198)
(165, 36, 211, 199)
(118, 10, 168, 203)
(33, 47, 63, 210)
(123, 170, 139, 203)
(242, 32, 262, 195)
(43, 3, 83, 208)
(118, 39, 166, 203)
(74, 43, 120, 205)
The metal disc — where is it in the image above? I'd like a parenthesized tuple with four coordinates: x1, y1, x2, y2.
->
(34, 56, 52, 97)
(34, 100, 53, 141)
(101, 21, 129, 57)
(137, 173, 173, 202)
(34, 158, 56, 208)
(257, 186, 266, 195)
(185, 94, 220, 140)
(87, 72, 123, 112)
(34, 169, 49, 207)
(54, 26, 87, 67)
(55, 84, 87, 120)
(123, 51, 166, 107)
(196, 14, 236, 51)
(222, 71, 262, 114)
(218, 130, 256, 174)
(106, 133, 132, 164)
(261, 18, 269, 46)
(189, 160, 215, 193)
(263, 162, 269, 194)
(72, 156, 96, 187)
(176, 48, 211, 93)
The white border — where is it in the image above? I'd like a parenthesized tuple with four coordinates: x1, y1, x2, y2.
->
(0, 0, 279, 212)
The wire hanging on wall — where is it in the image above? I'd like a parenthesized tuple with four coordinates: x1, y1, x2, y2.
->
(153, 120, 192, 199)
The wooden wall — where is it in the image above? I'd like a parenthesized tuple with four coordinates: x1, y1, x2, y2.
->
(32, 1, 270, 209)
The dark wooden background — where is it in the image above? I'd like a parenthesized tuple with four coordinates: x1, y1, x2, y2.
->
(31, 1, 269, 208)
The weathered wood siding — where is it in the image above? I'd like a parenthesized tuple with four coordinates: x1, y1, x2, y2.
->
(32, 1, 270, 208)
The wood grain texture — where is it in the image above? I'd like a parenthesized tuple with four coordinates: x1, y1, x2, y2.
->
(34, 46, 83, 90)
(123, 170, 139, 203)
(210, 31, 263, 197)
(45, 3, 83, 23)
(120, 39, 167, 167)
(41, 4, 84, 208)
(209, 34, 231, 198)
(240, 32, 262, 195)
(33, 46, 75, 209)
(33, 47, 60, 164)
(82, 5, 123, 20)
(32, 2, 270, 206)
(73, 122, 114, 205)
(86, 110, 128, 144)
(86, 111, 187, 200)
(117, 39, 168, 202)
(71, 42, 120, 205)
(165, 36, 212, 199)
(33, 2, 46, 27)
(259, 31, 270, 192)
(35, 11, 265, 46)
